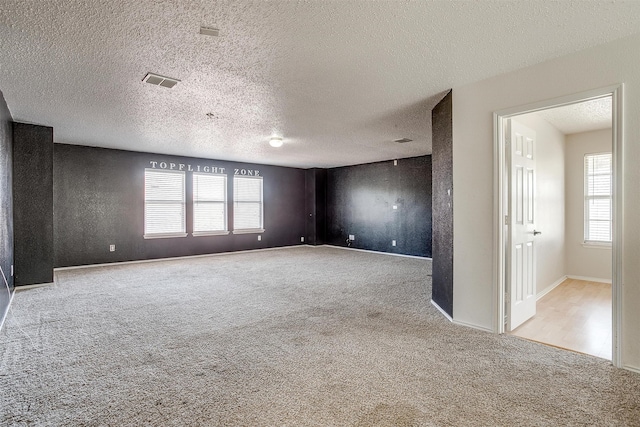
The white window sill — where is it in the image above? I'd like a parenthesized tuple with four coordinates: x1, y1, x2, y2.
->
(144, 233, 188, 239)
(192, 231, 230, 237)
(582, 242, 612, 249)
(232, 229, 265, 234)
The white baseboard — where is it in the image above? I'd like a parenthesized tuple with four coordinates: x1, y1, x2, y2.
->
(14, 282, 55, 291)
(54, 244, 309, 271)
(431, 299, 453, 322)
(55, 245, 430, 272)
(324, 245, 432, 261)
(537, 275, 567, 301)
(623, 364, 640, 375)
(452, 319, 494, 333)
(567, 275, 612, 284)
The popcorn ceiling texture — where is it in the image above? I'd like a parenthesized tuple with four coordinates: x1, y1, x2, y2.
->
(532, 97, 612, 135)
(0, 1, 639, 167)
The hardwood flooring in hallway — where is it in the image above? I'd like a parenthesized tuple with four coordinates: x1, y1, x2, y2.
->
(510, 278, 611, 360)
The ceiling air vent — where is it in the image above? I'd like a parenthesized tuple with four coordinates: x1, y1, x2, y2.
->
(143, 72, 180, 89)
(394, 138, 413, 143)
(199, 27, 220, 37)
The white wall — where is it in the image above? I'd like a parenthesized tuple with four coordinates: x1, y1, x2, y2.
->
(452, 32, 640, 370)
(565, 129, 612, 281)
(514, 114, 566, 296)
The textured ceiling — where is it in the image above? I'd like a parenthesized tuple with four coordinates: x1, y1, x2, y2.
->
(1, 1, 639, 168)
(532, 97, 612, 135)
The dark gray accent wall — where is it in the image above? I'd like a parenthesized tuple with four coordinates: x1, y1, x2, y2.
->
(0, 91, 13, 321)
(431, 90, 454, 317)
(304, 168, 326, 245)
(53, 144, 306, 267)
(13, 123, 54, 286)
(325, 156, 432, 257)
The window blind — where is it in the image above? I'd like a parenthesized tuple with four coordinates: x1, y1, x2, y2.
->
(584, 153, 612, 243)
(144, 169, 186, 237)
(193, 173, 227, 234)
(233, 176, 263, 231)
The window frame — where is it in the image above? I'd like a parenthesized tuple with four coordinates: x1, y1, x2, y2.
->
(192, 172, 229, 237)
(144, 168, 187, 239)
(583, 152, 612, 246)
(232, 175, 265, 234)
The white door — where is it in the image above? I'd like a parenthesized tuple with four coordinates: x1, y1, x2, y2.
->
(507, 119, 538, 331)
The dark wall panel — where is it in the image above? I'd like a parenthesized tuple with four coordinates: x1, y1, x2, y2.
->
(53, 144, 306, 267)
(431, 90, 454, 317)
(314, 168, 326, 245)
(305, 169, 317, 245)
(325, 156, 432, 257)
(0, 91, 13, 320)
(304, 168, 326, 245)
(13, 123, 54, 285)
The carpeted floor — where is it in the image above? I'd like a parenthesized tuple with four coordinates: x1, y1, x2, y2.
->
(1, 246, 639, 426)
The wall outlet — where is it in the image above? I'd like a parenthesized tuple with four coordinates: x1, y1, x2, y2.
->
(109, 244, 116, 252)
(392, 240, 396, 246)
(301, 236, 305, 242)
(349, 234, 355, 240)
(258, 235, 262, 241)
(392, 205, 398, 210)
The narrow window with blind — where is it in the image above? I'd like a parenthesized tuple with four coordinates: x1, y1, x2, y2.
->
(233, 176, 264, 233)
(193, 173, 228, 236)
(144, 169, 187, 238)
(584, 152, 612, 244)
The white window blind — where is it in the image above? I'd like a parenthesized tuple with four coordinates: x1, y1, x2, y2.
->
(193, 173, 227, 235)
(144, 169, 186, 238)
(584, 153, 612, 243)
(233, 176, 264, 232)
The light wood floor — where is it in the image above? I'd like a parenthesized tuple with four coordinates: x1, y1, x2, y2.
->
(510, 278, 612, 360)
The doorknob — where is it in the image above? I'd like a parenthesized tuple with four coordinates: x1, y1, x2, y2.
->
(533, 230, 542, 236)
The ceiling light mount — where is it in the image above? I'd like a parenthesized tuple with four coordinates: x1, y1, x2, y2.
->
(269, 137, 283, 148)
(143, 72, 181, 89)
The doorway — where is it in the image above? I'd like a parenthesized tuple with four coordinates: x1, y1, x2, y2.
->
(508, 99, 613, 359)
(493, 86, 623, 367)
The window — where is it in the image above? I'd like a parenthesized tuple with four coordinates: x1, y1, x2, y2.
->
(193, 173, 228, 235)
(144, 169, 186, 238)
(233, 176, 264, 233)
(584, 153, 612, 244)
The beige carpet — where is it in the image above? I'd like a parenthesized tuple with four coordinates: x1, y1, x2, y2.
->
(1, 246, 639, 426)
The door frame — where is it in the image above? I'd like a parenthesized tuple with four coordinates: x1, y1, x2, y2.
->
(493, 84, 623, 367)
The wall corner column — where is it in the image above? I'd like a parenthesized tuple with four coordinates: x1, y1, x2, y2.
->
(431, 90, 454, 317)
(305, 168, 326, 245)
(13, 122, 54, 286)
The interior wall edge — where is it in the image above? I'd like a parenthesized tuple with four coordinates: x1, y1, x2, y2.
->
(0, 89, 15, 327)
(431, 90, 454, 317)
